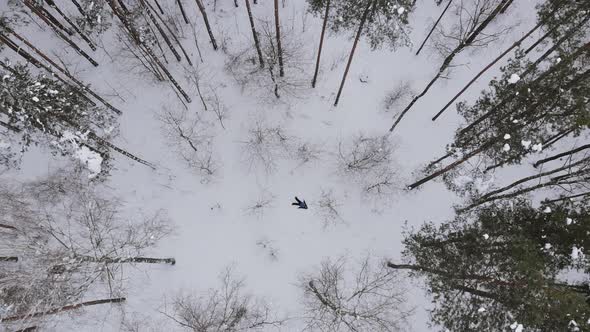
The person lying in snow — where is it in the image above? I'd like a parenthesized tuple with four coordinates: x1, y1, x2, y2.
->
(292, 196, 308, 209)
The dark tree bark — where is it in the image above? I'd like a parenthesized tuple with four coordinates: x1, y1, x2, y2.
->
(311, 0, 330, 88)
(24, 0, 73, 35)
(144, 0, 193, 65)
(274, 0, 284, 77)
(44, 0, 97, 51)
(194, 0, 218, 50)
(23, 0, 99, 67)
(534, 144, 590, 168)
(415, 0, 452, 56)
(141, 0, 182, 62)
(544, 191, 590, 204)
(153, 0, 165, 14)
(389, 0, 512, 132)
(80, 256, 176, 265)
(1, 298, 126, 322)
(70, 0, 86, 15)
(88, 131, 158, 169)
(460, 157, 590, 212)
(176, 0, 190, 24)
(407, 142, 494, 190)
(245, 0, 264, 68)
(0, 223, 17, 230)
(0, 256, 18, 262)
(333, 0, 373, 107)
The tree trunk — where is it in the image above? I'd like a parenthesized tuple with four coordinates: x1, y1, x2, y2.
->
(545, 191, 590, 204)
(534, 144, 590, 168)
(88, 131, 158, 169)
(245, 0, 264, 68)
(81, 256, 176, 265)
(415, 0, 452, 56)
(176, 0, 190, 24)
(6, 29, 123, 115)
(333, 0, 373, 107)
(141, 0, 182, 61)
(0, 256, 18, 262)
(274, 0, 284, 77)
(70, 0, 86, 15)
(23, 0, 99, 67)
(153, 0, 165, 14)
(195, 0, 218, 50)
(1, 298, 126, 322)
(407, 142, 493, 190)
(311, 0, 330, 88)
(25, 0, 73, 35)
(44, 0, 97, 51)
(432, 16, 590, 121)
(389, 0, 511, 132)
(432, 19, 545, 121)
(0, 223, 17, 230)
(144, 0, 193, 65)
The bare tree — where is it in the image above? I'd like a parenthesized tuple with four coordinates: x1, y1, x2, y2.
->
(163, 268, 284, 331)
(0, 169, 173, 328)
(314, 189, 345, 227)
(337, 134, 400, 199)
(158, 107, 217, 182)
(382, 81, 413, 112)
(240, 122, 292, 174)
(300, 256, 411, 331)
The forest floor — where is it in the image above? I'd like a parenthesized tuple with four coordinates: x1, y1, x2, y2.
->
(2, 0, 540, 330)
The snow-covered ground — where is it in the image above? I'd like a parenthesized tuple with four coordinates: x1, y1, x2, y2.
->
(1, 0, 541, 330)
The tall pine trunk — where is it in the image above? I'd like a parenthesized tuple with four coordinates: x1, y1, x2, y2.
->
(415, 0, 452, 55)
(389, 0, 512, 132)
(274, 0, 284, 77)
(1, 298, 126, 322)
(312, 0, 330, 88)
(23, 0, 99, 67)
(195, 0, 218, 50)
(245, 0, 264, 68)
(176, 0, 190, 24)
(333, 0, 373, 107)
(44, 0, 97, 51)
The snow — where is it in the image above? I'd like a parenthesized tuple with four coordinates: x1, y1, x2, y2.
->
(571, 246, 584, 260)
(503, 134, 511, 139)
(503, 143, 511, 152)
(74, 146, 103, 178)
(483, 234, 489, 240)
(477, 307, 486, 313)
(566, 217, 573, 225)
(0, 140, 9, 149)
(532, 143, 543, 152)
(544, 207, 552, 213)
(31, 96, 39, 102)
(507, 73, 520, 84)
(397, 7, 405, 15)
(521, 140, 532, 149)
(544, 243, 552, 250)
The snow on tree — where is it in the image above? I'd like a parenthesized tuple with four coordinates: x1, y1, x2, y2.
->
(0, 64, 116, 177)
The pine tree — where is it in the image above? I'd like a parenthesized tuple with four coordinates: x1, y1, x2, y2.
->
(408, 0, 590, 190)
(392, 200, 590, 331)
(0, 64, 114, 175)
